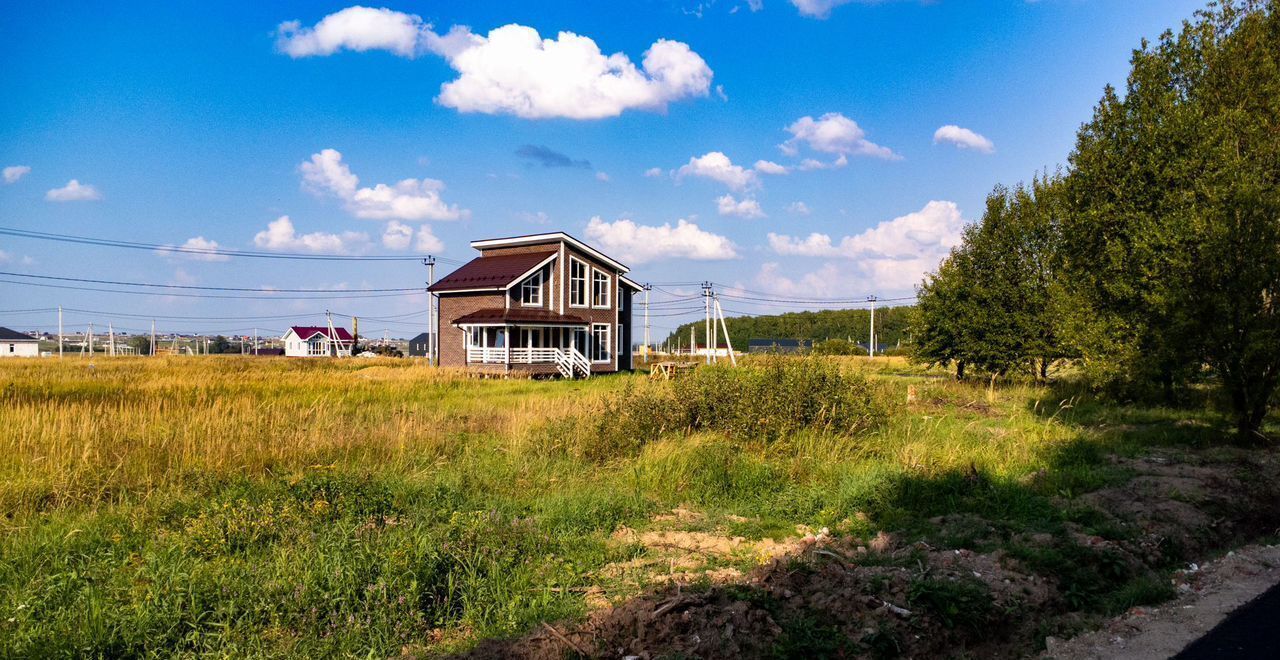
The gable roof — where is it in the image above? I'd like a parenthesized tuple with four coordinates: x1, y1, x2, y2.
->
(429, 250, 556, 292)
(0, 327, 37, 341)
(470, 232, 629, 273)
(408, 332, 431, 343)
(287, 326, 353, 342)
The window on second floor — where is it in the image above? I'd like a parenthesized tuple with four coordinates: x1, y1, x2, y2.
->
(570, 258, 587, 307)
(520, 270, 543, 306)
(592, 269, 611, 308)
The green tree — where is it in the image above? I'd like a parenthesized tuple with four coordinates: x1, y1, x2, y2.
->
(1064, 0, 1280, 439)
(912, 178, 1068, 379)
(128, 336, 151, 356)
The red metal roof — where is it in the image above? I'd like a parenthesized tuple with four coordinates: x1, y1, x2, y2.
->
(289, 326, 353, 341)
(429, 251, 555, 292)
(452, 308, 588, 326)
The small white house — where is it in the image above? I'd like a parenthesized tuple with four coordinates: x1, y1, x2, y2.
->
(0, 327, 39, 357)
(281, 326, 354, 357)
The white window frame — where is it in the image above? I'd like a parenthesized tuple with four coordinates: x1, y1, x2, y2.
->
(618, 286, 625, 312)
(617, 323, 623, 357)
(591, 323, 611, 364)
(519, 270, 543, 307)
(569, 257, 588, 308)
(591, 268, 611, 309)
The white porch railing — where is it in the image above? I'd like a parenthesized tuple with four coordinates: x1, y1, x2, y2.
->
(466, 346, 563, 364)
(466, 346, 592, 379)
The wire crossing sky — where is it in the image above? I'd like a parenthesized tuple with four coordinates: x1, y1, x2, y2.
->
(0, 0, 1207, 336)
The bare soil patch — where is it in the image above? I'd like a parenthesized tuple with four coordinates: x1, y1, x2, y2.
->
(456, 448, 1280, 659)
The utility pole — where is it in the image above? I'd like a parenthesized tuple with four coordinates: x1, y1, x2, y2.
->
(58, 306, 63, 358)
(151, 320, 156, 357)
(642, 284, 652, 360)
(422, 257, 437, 366)
(107, 322, 115, 357)
(87, 323, 94, 357)
(867, 295, 877, 358)
(253, 328, 258, 356)
(701, 282, 713, 364)
(713, 293, 737, 367)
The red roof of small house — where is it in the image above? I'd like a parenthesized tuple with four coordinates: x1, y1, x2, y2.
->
(452, 308, 588, 326)
(429, 250, 556, 292)
(289, 326, 354, 341)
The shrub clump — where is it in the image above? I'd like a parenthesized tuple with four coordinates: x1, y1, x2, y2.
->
(574, 357, 885, 460)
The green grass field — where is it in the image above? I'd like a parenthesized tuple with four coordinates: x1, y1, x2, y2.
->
(0, 356, 1272, 656)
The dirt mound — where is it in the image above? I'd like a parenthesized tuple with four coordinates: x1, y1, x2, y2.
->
(456, 449, 1280, 659)
(464, 536, 1056, 659)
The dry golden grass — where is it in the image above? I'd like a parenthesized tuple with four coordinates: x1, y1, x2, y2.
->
(0, 356, 605, 511)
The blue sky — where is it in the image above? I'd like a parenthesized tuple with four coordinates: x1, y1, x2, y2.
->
(0, 0, 1206, 338)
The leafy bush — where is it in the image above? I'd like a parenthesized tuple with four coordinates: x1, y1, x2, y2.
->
(571, 357, 884, 460)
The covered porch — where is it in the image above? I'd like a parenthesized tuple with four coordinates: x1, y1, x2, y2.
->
(455, 309, 594, 378)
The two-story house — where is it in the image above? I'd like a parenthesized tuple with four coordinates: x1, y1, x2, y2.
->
(428, 232, 639, 377)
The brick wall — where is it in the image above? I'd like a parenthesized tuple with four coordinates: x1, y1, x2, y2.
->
(437, 291, 504, 368)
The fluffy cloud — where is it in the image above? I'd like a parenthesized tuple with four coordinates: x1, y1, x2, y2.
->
(414, 224, 444, 252)
(381, 221, 414, 250)
(765, 201, 966, 292)
(381, 220, 444, 252)
(277, 9, 713, 120)
(643, 167, 665, 178)
(790, 0, 854, 19)
(440, 26, 712, 119)
(253, 215, 371, 254)
(301, 149, 467, 221)
(676, 152, 759, 191)
(585, 216, 737, 264)
(3, 166, 30, 184)
(275, 6, 429, 58)
(595, 171, 611, 182)
(933, 125, 995, 153)
(716, 194, 766, 218)
(45, 179, 101, 202)
(155, 236, 231, 262)
(786, 201, 812, 215)
(781, 112, 898, 160)
(753, 159, 790, 175)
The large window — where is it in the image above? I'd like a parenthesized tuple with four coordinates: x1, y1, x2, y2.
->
(520, 270, 543, 306)
(591, 323, 611, 363)
(592, 269, 611, 308)
(569, 258, 587, 307)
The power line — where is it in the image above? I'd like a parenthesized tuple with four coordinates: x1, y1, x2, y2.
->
(0, 278, 423, 300)
(0, 226, 465, 264)
(0, 270, 424, 293)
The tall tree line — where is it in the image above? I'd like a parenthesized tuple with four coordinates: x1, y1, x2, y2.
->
(911, 1, 1280, 440)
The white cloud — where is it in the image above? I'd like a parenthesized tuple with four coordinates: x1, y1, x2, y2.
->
(278, 10, 715, 120)
(301, 149, 467, 221)
(3, 166, 30, 184)
(716, 194, 766, 218)
(0, 249, 34, 266)
(585, 216, 737, 264)
(643, 167, 665, 178)
(781, 112, 898, 160)
(748, 0, 765, 11)
(253, 215, 371, 254)
(790, 0, 854, 19)
(933, 125, 995, 154)
(786, 201, 812, 215)
(381, 221, 414, 250)
(382, 220, 443, 252)
(45, 180, 101, 202)
(676, 152, 758, 191)
(436, 25, 713, 119)
(755, 261, 848, 298)
(753, 159, 789, 175)
(414, 224, 444, 252)
(765, 200, 966, 292)
(595, 171, 611, 182)
(274, 6, 430, 58)
(155, 236, 231, 262)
